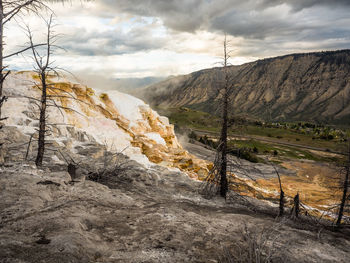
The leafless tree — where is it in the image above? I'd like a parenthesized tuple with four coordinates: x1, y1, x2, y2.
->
(202, 35, 235, 199)
(27, 14, 56, 166)
(290, 193, 300, 219)
(273, 165, 285, 217)
(217, 35, 231, 198)
(25, 14, 83, 167)
(336, 140, 350, 227)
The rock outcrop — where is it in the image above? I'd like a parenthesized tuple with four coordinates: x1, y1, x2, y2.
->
(2, 71, 210, 178)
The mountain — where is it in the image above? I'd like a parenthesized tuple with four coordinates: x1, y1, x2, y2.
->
(1, 71, 209, 178)
(142, 50, 350, 125)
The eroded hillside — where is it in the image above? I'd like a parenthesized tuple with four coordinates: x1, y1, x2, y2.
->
(142, 50, 350, 124)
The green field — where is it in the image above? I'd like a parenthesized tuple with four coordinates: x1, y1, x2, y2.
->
(228, 139, 339, 163)
(156, 107, 221, 132)
(158, 107, 348, 163)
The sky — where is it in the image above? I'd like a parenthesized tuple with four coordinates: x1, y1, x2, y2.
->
(5, 0, 350, 81)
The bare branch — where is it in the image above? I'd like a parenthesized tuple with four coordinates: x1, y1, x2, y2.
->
(4, 44, 47, 59)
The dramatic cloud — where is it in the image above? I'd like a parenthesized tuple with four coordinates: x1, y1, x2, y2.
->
(62, 23, 168, 56)
(5, 0, 350, 79)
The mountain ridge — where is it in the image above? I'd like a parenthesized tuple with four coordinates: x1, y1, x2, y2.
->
(140, 49, 350, 125)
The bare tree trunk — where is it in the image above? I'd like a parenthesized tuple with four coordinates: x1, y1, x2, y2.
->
(291, 193, 299, 219)
(219, 36, 229, 199)
(336, 141, 350, 227)
(273, 165, 284, 216)
(35, 72, 47, 166)
(219, 85, 228, 198)
(279, 190, 284, 217)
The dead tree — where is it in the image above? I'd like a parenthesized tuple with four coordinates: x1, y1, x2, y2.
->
(218, 35, 231, 198)
(201, 35, 237, 199)
(290, 193, 300, 219)
(25, 24, 95, 167)
(26, 14, 58, 166)
(272, 165, 285, 217)
(24, 15, 92, 166)
(336, 140, 350, 227)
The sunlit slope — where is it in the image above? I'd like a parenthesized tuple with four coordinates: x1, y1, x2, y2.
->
(143, 50, 350, 124)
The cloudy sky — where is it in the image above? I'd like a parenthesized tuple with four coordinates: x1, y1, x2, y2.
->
(5, 0, 350, 81)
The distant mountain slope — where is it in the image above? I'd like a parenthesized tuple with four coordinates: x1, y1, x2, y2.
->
(142, 50, 350, 125)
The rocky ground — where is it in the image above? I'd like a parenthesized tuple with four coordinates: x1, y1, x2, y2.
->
(1, 128, 350, 262)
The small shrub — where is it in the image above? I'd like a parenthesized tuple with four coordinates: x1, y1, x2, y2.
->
(228, 147, 259, 163)
(240, 150, 259, 163)
(188, 131, 197, 140)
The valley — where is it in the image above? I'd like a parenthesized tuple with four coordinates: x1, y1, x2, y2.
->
(157, 106, 349, 221)
(142, 50, 350, 125)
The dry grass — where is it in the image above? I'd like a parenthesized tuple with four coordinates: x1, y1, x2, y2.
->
(219, 221, 289, 263)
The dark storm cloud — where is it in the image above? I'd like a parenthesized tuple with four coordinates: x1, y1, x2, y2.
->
(64, 0, 350, 57)
(96, 0, 350, 38)
(261, 0, 350, 11)
(99, 0, 211, 32)
(62, 26, 167, 56)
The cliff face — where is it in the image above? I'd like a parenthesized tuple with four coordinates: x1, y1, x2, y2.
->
(2, 71, 210, 178)
(142, 50, 350, 124)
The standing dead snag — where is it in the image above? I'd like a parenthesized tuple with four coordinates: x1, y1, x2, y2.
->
(26, 14, 57, 167)
(336, 140, 350, 227)
(201, 35, 235, 199)
(273, 165, 285, 217)
(218, 35, 230, 198)
(291, 193, 300, 219)
(36, 69, 48, 166)
(24, 15, 88, 166)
